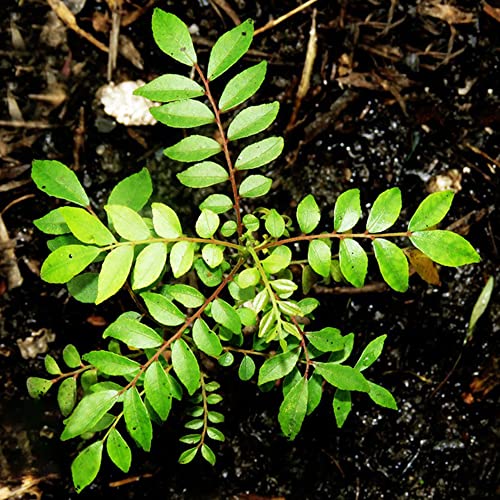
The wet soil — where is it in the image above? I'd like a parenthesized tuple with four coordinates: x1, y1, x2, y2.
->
(1, 0, 499, 498)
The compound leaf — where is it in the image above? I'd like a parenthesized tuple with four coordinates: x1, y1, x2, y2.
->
(297, 194, 320, 234)
(134, 74, 203, 102)
(239, 174, 272, 198)
(219, 60, 267, 111)
(308, 239, 331, 278)
(165, 135, 221, 163)
(106, 428, 132, 473)
(152, 9, 196, 66)
(372, 238, 408, 292)
(235, 136, 284, 171)
(151, 100, 214, 128)
(141, 292, 186, 326)
(172, 338, 200, 395)
(408, 190, 454, 231)
(410, 230, 480, 266)
(32, 160, 89, 207)
(108, 168, 152, 211)
(131, 242, 167, 290)
(124, 387, 152, 452)
(177, 162, 229, 188)
(339, 238, 367, 288)
(71, 441, 103, 493)
(207, 19, 254, 80)
(96, 245, 134, 304)
(334, 189, 361, 232)
(41, 245, 100, 284)
(278, 376, 308, 440)
(366, 187, 401, 233)
(228, 102, 279, 141)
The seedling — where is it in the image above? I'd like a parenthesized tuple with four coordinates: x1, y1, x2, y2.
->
(28, 10, 480, 492)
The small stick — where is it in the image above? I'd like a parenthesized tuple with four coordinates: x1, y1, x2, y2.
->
(254, 0, 319, 36)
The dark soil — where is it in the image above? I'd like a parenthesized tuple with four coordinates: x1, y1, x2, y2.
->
(1, 0, 498, 498)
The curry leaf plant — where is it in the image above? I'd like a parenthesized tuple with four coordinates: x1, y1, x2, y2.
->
(29, 10, 480, 492)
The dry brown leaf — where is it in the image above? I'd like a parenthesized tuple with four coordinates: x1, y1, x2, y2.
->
(405, 247, 441, 286)
(418, 1, 476, 24)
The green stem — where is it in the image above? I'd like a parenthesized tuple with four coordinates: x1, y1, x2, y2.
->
(223, 346, 269, 358)
(197, 372, 209, 451)
(256, 231, 412, 252)
(194, 63, 243, 240)
(51, 364, 91, 384)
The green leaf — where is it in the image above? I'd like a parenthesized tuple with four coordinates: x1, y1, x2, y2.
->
(177, 162, 229, 188)
(278, 376, 308, 440)
(339, 238, 367, 287)
(366, 187, 401, 233)
(355, 334, 387, 371)
(196, 209, 220, 238)
(307, 373, 323, 415)
(144, 361, 172, 421)
(410, 230, 480, 266)
(315, 363, 369, 392)
(47, 234, 80, 251)
(207, 19, 254, 80)
(228, 102, 279, 141)
(168, 284, 205, 308)
(57, 377, 77, 417)
(201, 443, 216, 465)
(180, 434, 201, 444)
(68, 272, 98, 303)
(152, 9, 196, 66)
(207, 411, 224, 423)
(41, 245, 100, 284)
(206, 427, 225, 442)
(372, 238, 408, 292)
(308, 239, 331, 278)
(220, 221, 237, 237)
(270, 279, 297, 296)
(44, 354, 61, 375)
(61, 390, 119, 440)
(219, 60, 267, 110)
(265, 209, 285, 238)
(334, 189, 361, 232)
(105, 205, 150, 241)
(34, 208, 70, 235)
(165, 135, 222, 163)
(333, 389, 351, 428)
(237, 268, 260, 288)
(32, 160, 89, 207)
(134, 74, 203, 102)
(218, 351, 234, 367)
(194, 257, 223, 286)
(151, 202, 182, 239)
(238, 355, 256, 381)
(96, 245, 134, 304)
(151, 99, 214, 128)
(239, 174, 272, 198)
(108, 168, 152, 211)
(235, 136, 284, 171)
(261, 246, 291, 274)
(63, 344, 81, 368)
(409, 190, 454, 231)
(59, 207, 115, 246)
(178, 447, 198, 464)
(82, 351, 140, 376)
(468, 276, 494, 338)
(103, 317, 163, 348)
(171, 339, 200, 395)
(170, 241, 195, 278)
(296, 194, 320, 234)
(106, 428, 131, 473)
(193, 318, 223, 357)
(131, 242, 167, 290)
(367, 381, 398, 410)
(27, 377, 52, 398)
(71, 441, 103, 493)
(307, 327, 344, 352)
(212, 298, 241, 335)
(202, 244, 224, 268)
(199, 194, 233, 214)
(258, 349, 300, 385)
(124, 387, 153, 451)
(141, 292, 185, 326)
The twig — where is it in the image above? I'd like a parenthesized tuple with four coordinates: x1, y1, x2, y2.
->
(313, 282, 389, 294)
(254, 0, 319, 36)
(0, 119, 56, 129)
(0, 213, 23, 289)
